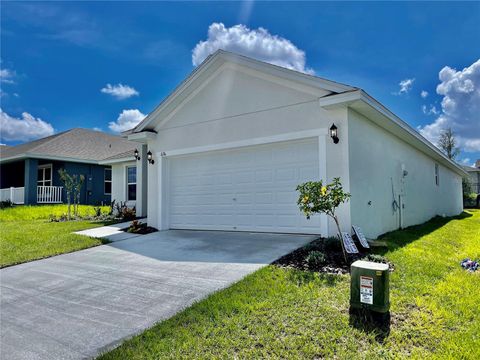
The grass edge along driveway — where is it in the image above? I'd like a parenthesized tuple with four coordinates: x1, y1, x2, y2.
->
(99, 210, 480, 359)
(0, 205, 111, 268)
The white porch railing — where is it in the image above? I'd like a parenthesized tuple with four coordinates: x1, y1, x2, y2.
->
(0, 187, 25, 204)
(37, 186, 63, 203)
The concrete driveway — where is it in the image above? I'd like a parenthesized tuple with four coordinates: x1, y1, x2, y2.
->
(0, 230, 316, 360)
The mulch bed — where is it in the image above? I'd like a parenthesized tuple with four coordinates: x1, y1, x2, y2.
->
(273, 237, 393, 274)
(127, 225, 158, 235)
(273, 237, 359, 274)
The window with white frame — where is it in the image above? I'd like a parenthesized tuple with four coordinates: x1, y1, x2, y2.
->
(435, 163, 439, 186)
(104, 168, 112, 195)
(37, 164, 52, 187)
(127, 166, 137, 201)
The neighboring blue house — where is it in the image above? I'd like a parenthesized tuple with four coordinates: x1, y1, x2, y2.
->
(0, 128, 136, 205)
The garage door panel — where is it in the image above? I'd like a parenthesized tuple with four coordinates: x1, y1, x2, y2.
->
(237, 214, 254, 226)
(217, 173, 233, 185)
(217, 214, 235, 225)
(255, 169, 273, 183)
(169, 138, 321, 234)
(254, 192, 273, 204)
(234, 171, 255, 184)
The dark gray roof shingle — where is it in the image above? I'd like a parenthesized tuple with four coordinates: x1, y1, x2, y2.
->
(0, 128, 137, 162)
(101, 150, 136, 162)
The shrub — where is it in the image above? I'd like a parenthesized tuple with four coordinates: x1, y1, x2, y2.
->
(121, 207, 136, 221)
(464, 192, 478, 208)
(462, 177, 473, 198)
(303, 241, 321, 252)
(127, 220, 144, 233)
(93, 205, 102, 218)
(297, 178, 351, 261)
(361, 254, 394, 271)
(306, 251, 326, 269)
(49, 213, 68, 222)
(113, 201, 136, 221)
(0, 200, 14, 209)
(324, 236, 342, 252)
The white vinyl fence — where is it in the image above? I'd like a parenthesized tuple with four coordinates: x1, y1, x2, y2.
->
(0, 187, 25, 204)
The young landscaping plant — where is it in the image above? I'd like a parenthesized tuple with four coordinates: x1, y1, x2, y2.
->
(296, 177, 351, 262)
(73, 174, 85, 217)
(58, 169, 85, 220)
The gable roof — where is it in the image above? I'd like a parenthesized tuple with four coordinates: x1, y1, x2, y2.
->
(126, 50, 465, 177)
(128, 50, 356, 133)
(0, 128, 137, 164)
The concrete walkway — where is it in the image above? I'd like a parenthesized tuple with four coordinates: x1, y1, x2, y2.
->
(74, 221, 140, 242)
(0, 230, 316, 360)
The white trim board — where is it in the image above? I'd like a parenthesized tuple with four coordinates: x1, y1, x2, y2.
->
(158, 129, 329, 158)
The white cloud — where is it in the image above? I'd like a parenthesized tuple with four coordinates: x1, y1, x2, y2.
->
(93, 127, 102, 132)
(421, 90, 429, 98)
(422, 104, 439, 116)
(108, 109, 146, 133)
(0, 68, 16, 84)
(419, 59, 480, 152)
(192, 23, 314, 74)
(101, 83, 139, 100)
(461, 157, 471, 165)
(394, 78, 415, 95)
(0, 108, 54, 142)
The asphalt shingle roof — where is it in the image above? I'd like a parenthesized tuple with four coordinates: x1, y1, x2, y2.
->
(101, 150, 137, 162)
(0, 128, 137, 162)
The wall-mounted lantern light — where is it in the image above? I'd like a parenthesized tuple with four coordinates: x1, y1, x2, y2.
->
(147, 150, 155, 165)
(330, 123, 339, 144)
(134, 149, 141, 160)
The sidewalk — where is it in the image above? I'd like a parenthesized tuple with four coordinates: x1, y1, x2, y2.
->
(74, 221, 141, 242)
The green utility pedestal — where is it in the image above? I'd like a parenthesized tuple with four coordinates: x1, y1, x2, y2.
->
(350, 260, 390, 313)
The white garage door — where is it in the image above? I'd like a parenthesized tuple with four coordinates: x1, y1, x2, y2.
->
(168, 138, 322, 234)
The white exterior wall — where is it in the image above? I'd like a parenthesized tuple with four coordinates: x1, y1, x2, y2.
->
(111, 161, 136, 208)
(348, 109, 463, 238)
(145, 64, 352, 236)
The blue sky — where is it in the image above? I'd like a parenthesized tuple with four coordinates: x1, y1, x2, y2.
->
(1, 1, 479, 165)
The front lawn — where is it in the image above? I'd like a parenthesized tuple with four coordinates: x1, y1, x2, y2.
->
(100, 210, 480, 359)
(0, 205, 111, 267)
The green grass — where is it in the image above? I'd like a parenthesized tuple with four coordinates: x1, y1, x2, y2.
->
(0, 204, 110, 221)
(99, 210, 480, 360)
(0, 205, 112, 267)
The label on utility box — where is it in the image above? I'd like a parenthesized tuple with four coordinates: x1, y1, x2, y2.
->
(360, 276, 373, 305)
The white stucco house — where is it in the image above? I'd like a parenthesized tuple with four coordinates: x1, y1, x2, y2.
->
(102, 50, 466, 239)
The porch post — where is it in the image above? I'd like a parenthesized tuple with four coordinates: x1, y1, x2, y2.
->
(24, 158, 38, 205)
(135, 144, 148, 217)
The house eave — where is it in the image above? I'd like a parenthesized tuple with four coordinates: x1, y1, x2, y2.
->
(319, 90, 468, 177)
(99, 157, 136, 165)
(127, 131, 157, 143)
(0, 154, 27, 164)
(0, 153, 101, 165)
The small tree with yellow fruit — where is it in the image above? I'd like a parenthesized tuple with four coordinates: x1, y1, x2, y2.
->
(296, 177, 351, 262)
